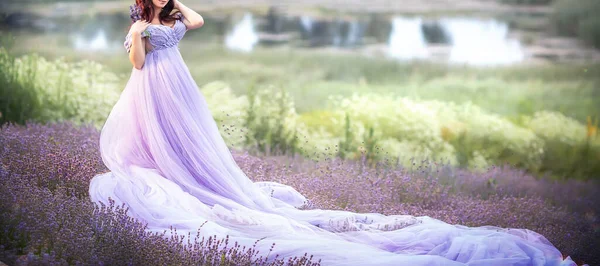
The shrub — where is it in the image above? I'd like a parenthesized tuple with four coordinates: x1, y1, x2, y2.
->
(0, 47, 43, 126)
(201, 81, 250, 148)
(0, 48, 121, 129)
(323, 93, 545, 172)
(524, 111, 600, 179)
(296, 95, 599, 179)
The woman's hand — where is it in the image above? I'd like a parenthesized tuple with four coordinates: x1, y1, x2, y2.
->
(128, 20, 150, 70)
(130, 20, 151, 35)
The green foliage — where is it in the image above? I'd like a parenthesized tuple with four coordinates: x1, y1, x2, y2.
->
(201, 81, 249, 148)
(2, 47, 598, 179)
(292, 94, 599, 179)
(0, 47, 42, 126)
(524, 111, 587, 144)
(361, 126, 380, 165)
(204, 83, 599, 179)
(552, 0, 600, 48)
(0, 49, 121, 129)
(16, 41, 598, 122)
(537, 139, 600, 179)
(523, 112, 600, 179)
(178, 45, 600, 123)
(337, 113, 357, 160)
(186, 80, 304, 157)
(325, 94, 546, 172)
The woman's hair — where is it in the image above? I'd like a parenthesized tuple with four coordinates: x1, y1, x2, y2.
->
(134, 0, 181, 24)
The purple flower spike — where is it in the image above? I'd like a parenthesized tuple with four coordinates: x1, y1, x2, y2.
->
(128, 4, 150, 38)
(129, 4, 142, 23)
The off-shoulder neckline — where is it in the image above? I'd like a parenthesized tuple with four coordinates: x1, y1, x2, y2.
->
(149, 19, 179, 30)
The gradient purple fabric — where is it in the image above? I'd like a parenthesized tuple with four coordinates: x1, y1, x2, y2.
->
(89, 15, 577, 266)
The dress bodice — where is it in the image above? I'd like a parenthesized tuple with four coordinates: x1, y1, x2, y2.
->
(124, 15, 187, 54)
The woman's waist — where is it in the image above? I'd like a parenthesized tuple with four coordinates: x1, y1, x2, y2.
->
(147, 44, 180, 55)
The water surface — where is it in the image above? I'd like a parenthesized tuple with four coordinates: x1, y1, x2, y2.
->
(2, 10, 528, 66)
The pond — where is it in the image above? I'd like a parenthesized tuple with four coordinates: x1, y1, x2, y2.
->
(2, 9, 530, 66)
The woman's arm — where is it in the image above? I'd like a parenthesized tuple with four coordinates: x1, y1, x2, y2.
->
(174, 0, 204, 30)
(128, 20, 151, 70)
(129, 32, 146, 70)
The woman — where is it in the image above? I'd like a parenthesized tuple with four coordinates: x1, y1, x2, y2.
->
(89, 0, 576, 265)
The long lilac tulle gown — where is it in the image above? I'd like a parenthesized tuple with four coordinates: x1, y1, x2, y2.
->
(88, 14, 577, 266)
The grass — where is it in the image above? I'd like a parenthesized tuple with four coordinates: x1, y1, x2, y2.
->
(23, 40, 594, 122)
(178, 45, 597, 121)
(0, 46, 122, 129)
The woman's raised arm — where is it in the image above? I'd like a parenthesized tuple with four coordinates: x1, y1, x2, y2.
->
(174, 0, 204, 30)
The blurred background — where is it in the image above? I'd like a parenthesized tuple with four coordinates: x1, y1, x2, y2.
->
(1, 0, 599, 180)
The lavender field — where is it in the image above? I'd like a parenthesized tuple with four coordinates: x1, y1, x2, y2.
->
(1, 121, 599, 265)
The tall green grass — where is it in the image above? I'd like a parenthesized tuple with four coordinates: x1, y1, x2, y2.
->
(175, 45, 600, 123)
(200, 81, 600, 180)
(0, 47, 42, 126)
(8, 37, 600, 123)
(0, 48, 121, 129)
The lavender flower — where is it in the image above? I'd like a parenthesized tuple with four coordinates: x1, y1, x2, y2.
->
(129, 4, 142, 22)
(128, 4, 150, 38)
(0, 121, 598, 265)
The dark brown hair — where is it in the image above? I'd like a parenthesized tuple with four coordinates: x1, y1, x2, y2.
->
(134, 0, 181, 25)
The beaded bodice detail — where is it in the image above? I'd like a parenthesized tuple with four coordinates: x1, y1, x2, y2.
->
(146, 20, 186, 52)
(124, 17, 187, 54)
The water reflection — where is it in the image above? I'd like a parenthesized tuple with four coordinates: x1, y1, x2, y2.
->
(388, 17, 429, 60)
(73, 30, 109, 51)
(2, 10, 526, 65)
(225, 13, 258, 52)
(298, 17, 365, 47)
(441, 18, 524, 65)
(223, 13, 523, 65)
(387, 16, 524, 65)
(58, 13, 130, 53)
(421, 21, 451, 44)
